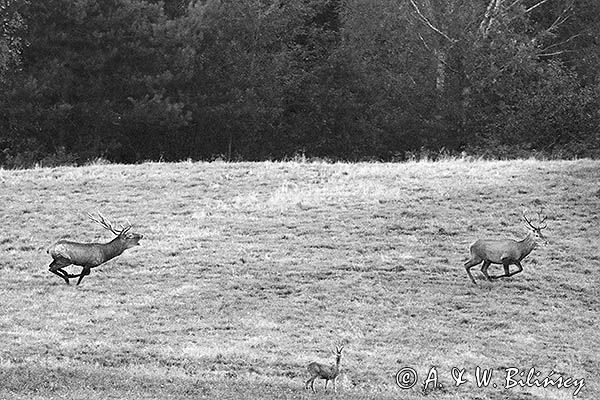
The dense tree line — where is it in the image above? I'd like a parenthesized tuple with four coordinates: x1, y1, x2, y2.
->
(1, 0, 599, 166)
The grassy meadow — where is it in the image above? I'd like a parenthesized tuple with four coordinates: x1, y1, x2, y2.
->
(0, 159, 598, 399)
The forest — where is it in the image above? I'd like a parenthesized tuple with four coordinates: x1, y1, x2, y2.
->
(1, 0, 599, 166)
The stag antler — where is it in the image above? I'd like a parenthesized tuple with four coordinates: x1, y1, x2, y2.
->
(87, 212, 132, 236)
(522, 209, 547, 231)
(536, 211, 547, 229)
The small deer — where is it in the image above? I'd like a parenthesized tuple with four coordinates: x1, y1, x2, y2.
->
(464, 211, 547, 284)
(47, 213, 143, 285)
(305, 345, 344, 393)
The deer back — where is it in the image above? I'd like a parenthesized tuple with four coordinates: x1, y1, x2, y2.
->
(49, 235, 139, 267)
(470, 238, 526, 264)
(307, 361, 338, 379)
(48, 240, 107, 267)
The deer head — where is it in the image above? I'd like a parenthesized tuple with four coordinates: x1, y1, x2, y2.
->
(333, 345, 344, 361)
(522, 210, 547, 244)
(88, 212, 143, 248)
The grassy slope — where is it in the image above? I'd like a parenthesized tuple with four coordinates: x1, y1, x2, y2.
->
(0, 159, 598, 400)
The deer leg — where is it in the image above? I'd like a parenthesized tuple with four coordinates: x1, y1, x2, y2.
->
(506, 261, 523, 277)
(333, 377, 337, 393)
(60, 269, 84, 279)
(480, 261, 492, 281)
(50, 269, 69, 284)
(491, 260, 512, 279)
(464, 258, 481, 284)
(305, 376, 315, 390)
(49, 260, 71, 284)
(324, 379, 329, 392)
(76, 267, 91, 286)
(58, 269, 83, 279)
(306, 376, 316, 392)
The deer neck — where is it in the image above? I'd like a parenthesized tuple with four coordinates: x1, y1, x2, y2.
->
(101, 237, 128, 262)
(518, 233, 537, 259)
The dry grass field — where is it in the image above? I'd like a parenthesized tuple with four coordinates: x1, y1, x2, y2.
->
(0, 159, 598, 399)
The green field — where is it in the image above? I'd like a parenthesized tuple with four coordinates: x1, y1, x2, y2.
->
(0, 159, 598, 399)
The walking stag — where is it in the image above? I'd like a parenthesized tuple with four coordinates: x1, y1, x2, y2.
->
(47, 213, 143, 285)
(464, 211, 547, 284)
(305, 345, 344, 393)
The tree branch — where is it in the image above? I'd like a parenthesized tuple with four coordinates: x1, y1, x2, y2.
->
(479, 0, 502, 38)
(507, 0, 524, 10)
(524, 0, 551, 14)
(540, 33, 581, 52)
(417, 33, 459, 74)
(408, 0, 456, 43)
(546, 1, 573, 33)
(537, 49, 576, 58)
